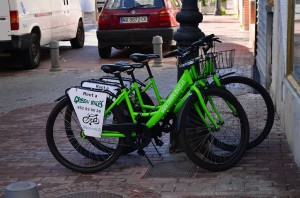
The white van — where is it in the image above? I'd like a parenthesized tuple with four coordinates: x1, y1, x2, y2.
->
(0, 0, 85, 69)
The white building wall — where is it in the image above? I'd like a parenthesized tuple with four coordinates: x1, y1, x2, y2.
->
(271, 0, 300, 167)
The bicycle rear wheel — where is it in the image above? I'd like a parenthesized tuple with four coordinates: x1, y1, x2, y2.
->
(178, 87, 249, 172)
(220, 76, 274, 150)
(46, 97, 126, 173)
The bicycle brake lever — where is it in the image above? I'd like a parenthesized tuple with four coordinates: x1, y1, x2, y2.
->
(215, 39, 222, 43)
(213, 37, 222, 43)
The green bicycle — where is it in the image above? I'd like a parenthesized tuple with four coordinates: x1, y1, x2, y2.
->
(162, 34, 274, 150)
(95, 34, 274, 150)
(46, 36, 250, 173)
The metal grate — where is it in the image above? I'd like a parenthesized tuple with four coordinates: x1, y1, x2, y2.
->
(56, 191, 124, 198)
(143, 161, 197, 178)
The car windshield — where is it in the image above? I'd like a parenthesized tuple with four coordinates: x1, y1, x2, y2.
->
(104, 0, 165, 10)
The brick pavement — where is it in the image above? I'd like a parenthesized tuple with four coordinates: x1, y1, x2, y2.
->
(1, 4, 300, 198)
(0, 97, 300, 197)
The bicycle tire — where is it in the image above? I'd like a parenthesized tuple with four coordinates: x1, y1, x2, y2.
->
(46, 97, 126, 173)
(178, 87, 249, 172)
(220, 76, 275, 150)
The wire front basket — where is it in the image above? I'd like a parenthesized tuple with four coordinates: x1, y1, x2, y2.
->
(213, 49, 236, 69)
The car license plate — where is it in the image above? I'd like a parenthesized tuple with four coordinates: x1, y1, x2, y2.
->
(120, 16, 148, 23)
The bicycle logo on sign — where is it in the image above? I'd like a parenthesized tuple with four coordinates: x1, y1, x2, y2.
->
(82, 114, 100, 125)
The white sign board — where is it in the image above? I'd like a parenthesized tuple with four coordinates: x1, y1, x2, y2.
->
(101, 78, 132, 88)
(81, 81, 119, 95)
(68, 87, 107, 137)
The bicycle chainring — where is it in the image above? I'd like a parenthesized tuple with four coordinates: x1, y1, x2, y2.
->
(160, 113, 177, 133)
(129, 124, 152, 149)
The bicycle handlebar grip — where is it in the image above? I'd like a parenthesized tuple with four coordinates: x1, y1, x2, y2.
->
(202, 34, 215, 43)
(205, 34, 215, 39)
(163, 49, 184, 58)
(191, 34, 215, 48)
(191, 40, 204, 49)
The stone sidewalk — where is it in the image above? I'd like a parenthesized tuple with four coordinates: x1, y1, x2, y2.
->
(1, 6, 300, 198)
(1, 66, 300, 198)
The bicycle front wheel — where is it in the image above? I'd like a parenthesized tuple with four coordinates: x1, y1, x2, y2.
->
(46, 97, 126, 173)
(178, 87, 249, 172)
(220, 76, 274, 150)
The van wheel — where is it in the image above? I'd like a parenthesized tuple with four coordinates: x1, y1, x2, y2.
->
(21, 33, 41, 69)
(70, 21, 85, 49)
(98, 46, 111, 58)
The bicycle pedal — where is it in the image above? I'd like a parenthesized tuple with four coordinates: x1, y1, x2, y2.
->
(155, 139, 164, 147)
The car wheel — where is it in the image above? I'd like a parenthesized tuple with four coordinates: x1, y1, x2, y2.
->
(21, 33, 41, 69)
(98, 46, 111, 58)
(70, 21, 85, 49)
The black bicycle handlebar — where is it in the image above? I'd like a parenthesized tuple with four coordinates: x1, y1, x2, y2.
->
(163, 49, 185, 58)
(163, 34, 222, 59)
(190, 34, 215, 49)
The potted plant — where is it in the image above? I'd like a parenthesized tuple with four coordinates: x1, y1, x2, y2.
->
(198, 0, 227, 14)
(221, 0, 227, 9)
(198, 0, 214, 14)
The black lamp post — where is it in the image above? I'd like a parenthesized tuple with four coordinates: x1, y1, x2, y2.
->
(170, 0, 205, 152)
(215, 0, 222, 15)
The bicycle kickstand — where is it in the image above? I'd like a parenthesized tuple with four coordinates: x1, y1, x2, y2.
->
(151, 140, 162, 156)
(137, 149, 154, 167)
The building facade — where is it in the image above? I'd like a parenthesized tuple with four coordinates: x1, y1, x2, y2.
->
(271, 0, 300, 167)
(236, 0, 300, 167)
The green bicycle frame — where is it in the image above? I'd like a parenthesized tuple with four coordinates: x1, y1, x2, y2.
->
(198, 53, 238, 115)
(140, 63, 222, 131)
(141, 77, 166, 105)
(101, 63, 222, 138)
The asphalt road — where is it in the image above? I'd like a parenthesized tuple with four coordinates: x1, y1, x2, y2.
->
(0, 24, 178, 114)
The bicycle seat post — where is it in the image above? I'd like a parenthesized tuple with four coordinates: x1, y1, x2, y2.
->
(113, 72, 126, 89)
(126, 68, 137, 84)
(144, 62, 153, 78)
